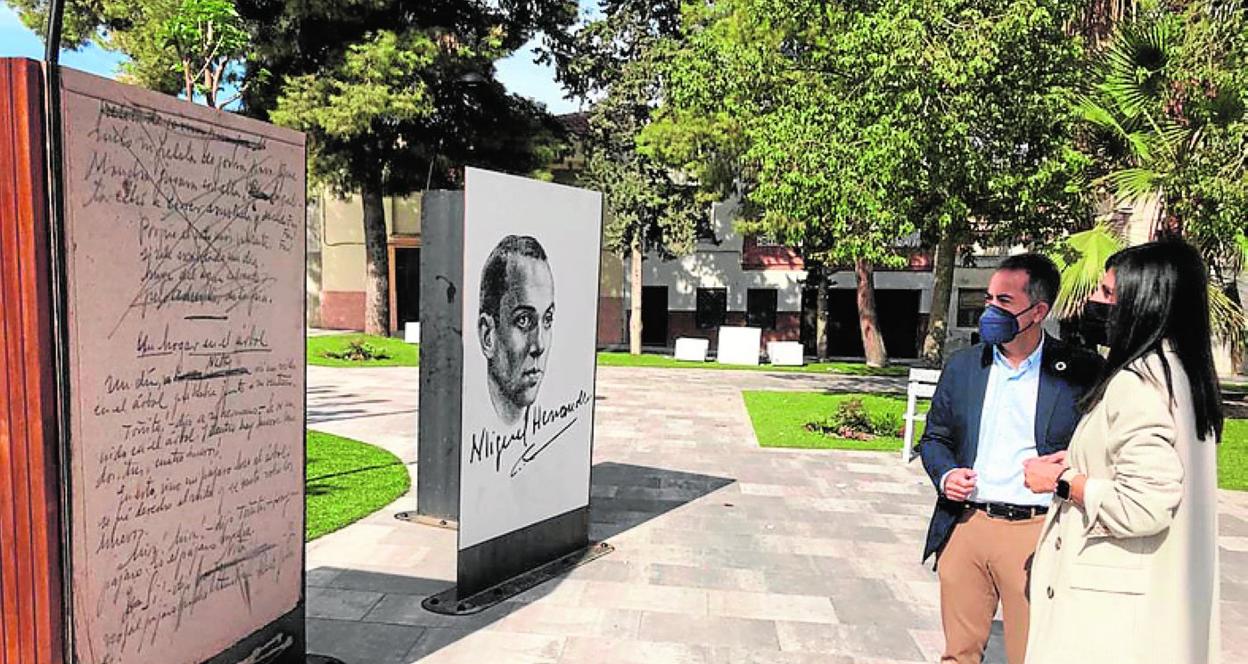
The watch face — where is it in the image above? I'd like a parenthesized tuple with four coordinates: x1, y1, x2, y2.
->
(1056, 480, 1071, 500)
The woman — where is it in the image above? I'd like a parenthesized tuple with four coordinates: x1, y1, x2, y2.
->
(1022, 240, 1222, 664)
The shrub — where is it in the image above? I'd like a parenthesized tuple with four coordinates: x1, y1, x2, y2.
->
(805, 397, 902, 440)
(323, 340, 392, 362)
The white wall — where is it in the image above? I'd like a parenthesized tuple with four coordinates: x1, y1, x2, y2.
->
(822, 269, 935, 313)
(630, 195, 808, 312)
(639, 251, 807, 312)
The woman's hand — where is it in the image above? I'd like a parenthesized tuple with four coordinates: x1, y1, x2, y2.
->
(1024, 457, 1068, 494)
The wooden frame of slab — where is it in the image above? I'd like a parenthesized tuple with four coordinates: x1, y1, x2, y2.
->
(0, 56, 66, 664)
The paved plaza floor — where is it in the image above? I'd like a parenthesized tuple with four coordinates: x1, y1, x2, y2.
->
(305, 364, 1248, 664)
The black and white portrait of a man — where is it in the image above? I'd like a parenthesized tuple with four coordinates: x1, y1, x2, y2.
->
(459, 168, 601, 551)
(477, 235, 555, 425)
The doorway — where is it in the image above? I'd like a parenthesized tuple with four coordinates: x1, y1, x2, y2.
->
(394, 247, 421, 330)
(826, 288, 921, 359)
(641, 286, 669, 347)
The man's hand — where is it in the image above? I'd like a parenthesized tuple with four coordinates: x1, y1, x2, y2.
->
(1023, 457, 1068, 494)
(943, 468, 978, 502)
(1036, 450, 1068, 465)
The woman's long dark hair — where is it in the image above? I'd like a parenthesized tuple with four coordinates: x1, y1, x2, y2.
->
(1081, 239, 1224, 440)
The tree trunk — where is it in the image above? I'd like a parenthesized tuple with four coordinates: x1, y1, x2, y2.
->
(183, 60, 195, 102)
(815, 269, 830, 361)
(360, 176, 390, 336)
(921, 231, 958, 367)
(855, 258, 889, 367)
(1225, 280, 1245, 372)
(629, 237, 643, 355)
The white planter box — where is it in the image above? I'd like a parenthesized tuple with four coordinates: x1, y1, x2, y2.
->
(674, 337, 710, 362)
(767, 341, 805, 366)
(717, 327, 762, 366)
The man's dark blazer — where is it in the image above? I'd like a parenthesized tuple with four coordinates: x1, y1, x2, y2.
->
(919, 335, 1103, 563)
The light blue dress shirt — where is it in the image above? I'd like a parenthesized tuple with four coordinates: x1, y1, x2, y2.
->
(969, 339, 1051, 507)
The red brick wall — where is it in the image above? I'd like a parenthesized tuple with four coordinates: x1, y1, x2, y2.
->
(597, 296, 625, 347)
(320, 290, 365, 330)
(664, 311, 801, 351)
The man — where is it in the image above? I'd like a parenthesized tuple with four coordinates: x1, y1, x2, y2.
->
(478, 234, 556, 425)
(919, 254, 1102, 664)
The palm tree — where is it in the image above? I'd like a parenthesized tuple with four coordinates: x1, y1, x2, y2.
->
(1051, 223, 1246, 358)
(1073, 13, 1181, 233)
(1051, 224, 1125, 319)
(1060, 3, 1247, 359)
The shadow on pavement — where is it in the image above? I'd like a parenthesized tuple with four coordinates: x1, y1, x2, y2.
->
(305, 462, 735, 663)
(588, 461, 735, 540)
(305, 566, 573, 664)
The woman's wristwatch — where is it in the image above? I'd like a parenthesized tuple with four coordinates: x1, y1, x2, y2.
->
(1055, 468, 1074, 501)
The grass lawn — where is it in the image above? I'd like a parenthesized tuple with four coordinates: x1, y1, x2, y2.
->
(306, 430, 410, 540)
(595, 351, 908, 377)
(306, 334, 907, 376)
(307, 333, 420, 368)
(744, 390, 1248, 491)
(1220, 419, 1248, 491)
(744, 391, 923, 453)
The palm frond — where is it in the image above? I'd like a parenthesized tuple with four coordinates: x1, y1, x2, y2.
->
(1209, 285, 1248, 352)
(1105, 167, 1162, 203)
(1125, 130, 1154, 162)
(1099, 17, 1176, 120)
(1050, 226, 1126, 319)
(1074, 94, 1126, 134)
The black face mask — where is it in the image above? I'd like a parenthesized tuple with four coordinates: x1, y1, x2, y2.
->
(1079, 300, 1115, 348)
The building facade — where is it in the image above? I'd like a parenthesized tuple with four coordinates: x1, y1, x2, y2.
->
(624, 196, 1013, 360)
(306, 189, 626, 346)
(625, 197, 1245, 373)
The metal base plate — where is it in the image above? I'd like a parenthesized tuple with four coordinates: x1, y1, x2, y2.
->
(395, 511, 458, 530)
(422, 541, 614, 615)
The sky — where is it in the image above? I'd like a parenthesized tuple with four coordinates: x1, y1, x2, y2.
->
(0, 1, 599, 115)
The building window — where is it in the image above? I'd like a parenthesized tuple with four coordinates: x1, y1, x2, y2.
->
(747, 289, 778, 329)
(956, 288, 988, 328)
(696, 288, 728, 329)
(696, 219, 721, 245)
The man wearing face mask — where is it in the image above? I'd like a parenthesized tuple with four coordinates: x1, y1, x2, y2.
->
(918, 253, 1103, 664)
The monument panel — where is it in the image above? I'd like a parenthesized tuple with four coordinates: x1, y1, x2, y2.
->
(457, 169, 602, 589)
(58, 68, 306, 664)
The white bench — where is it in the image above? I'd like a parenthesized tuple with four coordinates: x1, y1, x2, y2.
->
(674, 337, 710, 362)
(767, 341, 805, 367)
(902, 368, 941, 461)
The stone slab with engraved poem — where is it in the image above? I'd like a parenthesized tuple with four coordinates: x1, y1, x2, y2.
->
(59, 67, 306, 664)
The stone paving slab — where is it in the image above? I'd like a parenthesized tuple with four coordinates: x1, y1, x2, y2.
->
(305, 364, 1248, 663)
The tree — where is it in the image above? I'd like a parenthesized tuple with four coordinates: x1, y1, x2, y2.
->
(245, 1, 575, 335)
(548, 1, 704, 355)
(159, 0, 250, 107)
(270, 31, 440, 336)
(24, 0, 577, 335)
(1068, 0, 1248, 356)
(646, 0, 1091, 366)
(14, 0, 251, 107)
